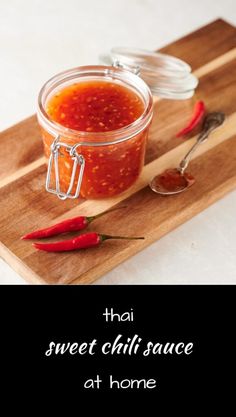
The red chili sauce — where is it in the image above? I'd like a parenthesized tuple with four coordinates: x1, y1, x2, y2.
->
(154, 168, 195, 193)
(46, 81, 144, 132)
(43, 80, 147, 198)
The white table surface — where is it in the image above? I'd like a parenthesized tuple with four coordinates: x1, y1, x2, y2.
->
(1, 0, 236, 285)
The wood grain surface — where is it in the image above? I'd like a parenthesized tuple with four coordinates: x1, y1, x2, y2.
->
(0, 19, 236, 284)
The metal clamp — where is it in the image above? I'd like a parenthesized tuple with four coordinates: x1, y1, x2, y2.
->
(112, 58, 140, 76)
(46, 135, 85, 200)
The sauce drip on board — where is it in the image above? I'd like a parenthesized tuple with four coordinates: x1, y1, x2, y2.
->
(42, 80, 148, 199)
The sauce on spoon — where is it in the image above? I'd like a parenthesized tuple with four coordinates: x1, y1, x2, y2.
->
(151, 168, 195, 194)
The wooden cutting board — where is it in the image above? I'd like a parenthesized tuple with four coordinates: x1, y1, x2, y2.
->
(1, 19, 236, 285)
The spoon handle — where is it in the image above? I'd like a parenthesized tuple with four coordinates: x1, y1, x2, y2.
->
(178, 112, 225, 174)
(178, 131, 209, 174)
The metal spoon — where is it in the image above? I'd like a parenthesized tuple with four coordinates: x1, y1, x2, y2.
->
(149, 112, 225, 195)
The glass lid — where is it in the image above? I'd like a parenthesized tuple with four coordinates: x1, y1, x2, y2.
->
(100, 47, 198, 100)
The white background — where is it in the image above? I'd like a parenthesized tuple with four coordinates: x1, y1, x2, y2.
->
(0, 0, 236, 284)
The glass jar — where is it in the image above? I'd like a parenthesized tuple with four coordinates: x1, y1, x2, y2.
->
(37, 48, 198, 200)
(38, 65, 153, 200)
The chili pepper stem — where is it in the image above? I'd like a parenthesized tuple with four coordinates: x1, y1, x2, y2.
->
(87, 205, 127, 223)
(100, 234, 144, 242)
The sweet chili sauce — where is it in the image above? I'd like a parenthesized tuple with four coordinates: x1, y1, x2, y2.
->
(47, 81, 144, 132)
(42, 80, 148, 199)
(153, 168, 195, 193)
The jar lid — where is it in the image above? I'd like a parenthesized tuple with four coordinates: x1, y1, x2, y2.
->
(100, 47, 198, 99)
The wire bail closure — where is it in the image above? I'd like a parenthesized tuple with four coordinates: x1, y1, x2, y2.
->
(112, 58, 141, 76)
(46, 135, 85, 200)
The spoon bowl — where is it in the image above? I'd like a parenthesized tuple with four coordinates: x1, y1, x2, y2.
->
(149, 168, 195, 195)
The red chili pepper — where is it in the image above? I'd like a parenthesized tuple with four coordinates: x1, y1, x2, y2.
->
(33, 232, 144, 252)
(176, 100, 206, 137)
(21, 206, 126, 240)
